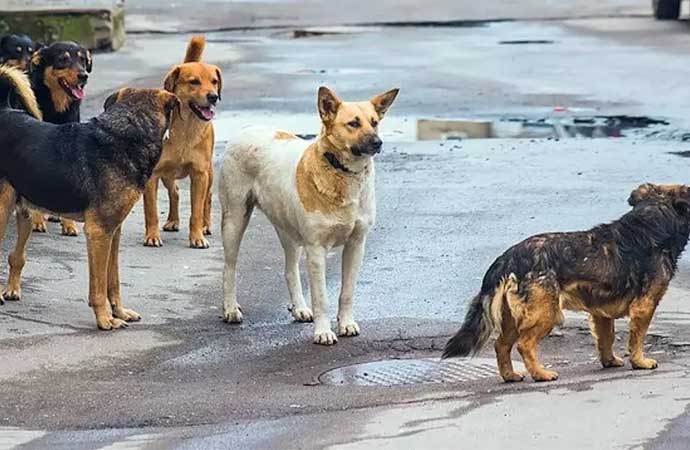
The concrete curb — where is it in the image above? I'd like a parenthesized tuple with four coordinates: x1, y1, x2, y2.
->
(0, 5, 125, 51)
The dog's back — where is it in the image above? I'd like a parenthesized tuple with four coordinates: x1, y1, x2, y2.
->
(223, 128, 305, 175)
(220, 129, 307, 229)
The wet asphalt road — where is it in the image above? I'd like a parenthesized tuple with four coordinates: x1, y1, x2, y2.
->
(5, 1, 690, 448)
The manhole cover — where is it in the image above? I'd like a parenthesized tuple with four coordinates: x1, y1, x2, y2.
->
(319, 358, 525, 386)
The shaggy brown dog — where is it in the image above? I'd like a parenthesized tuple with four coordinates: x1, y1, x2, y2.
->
(143, 35, 221, 249)
(444, 184, 690, 382)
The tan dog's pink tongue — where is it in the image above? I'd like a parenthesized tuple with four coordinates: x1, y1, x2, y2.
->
(199, 107, 214, 120)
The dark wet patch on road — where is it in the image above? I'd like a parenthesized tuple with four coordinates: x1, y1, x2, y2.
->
(499, 39, 555, 44)
(418, 115, 670, 140)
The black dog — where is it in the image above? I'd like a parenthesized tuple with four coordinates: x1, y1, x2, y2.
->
(0, 65, 179, 329)
(28, 41, 93, 234)
(443, 184, 690, 382)
(0, 34, 40, 72)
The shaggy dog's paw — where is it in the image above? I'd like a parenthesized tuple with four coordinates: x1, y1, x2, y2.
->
(223, 305, 243, 324)
(61, 222, 79, 236)
(144, 234, 163, 247)
(631, 357, 658, 370)
(163, 220, 180, 232)
(290, 307, 313, 322)
(337, 320, 360, 337)
(532, 369, 559, 382)
(114, 308, 141, 322)
(314, 329, 338, 346)
(502, 372, 526, 383)
(602, 355, 625, 368)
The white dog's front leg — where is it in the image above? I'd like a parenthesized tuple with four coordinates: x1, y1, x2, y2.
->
(277, 230, 313, 322)
(338, 234, 366, 337)
(305, 245, 337, 345)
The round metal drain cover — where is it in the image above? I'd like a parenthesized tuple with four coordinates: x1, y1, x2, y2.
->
(319, 358, 524, 386)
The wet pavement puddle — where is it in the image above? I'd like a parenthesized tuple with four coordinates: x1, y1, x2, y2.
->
(214, 111, 670, 144)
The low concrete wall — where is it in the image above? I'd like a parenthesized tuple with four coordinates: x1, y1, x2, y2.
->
(0, 2, 125, 51)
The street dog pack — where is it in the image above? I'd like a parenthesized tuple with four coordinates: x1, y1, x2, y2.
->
(1, 34, 688, 384)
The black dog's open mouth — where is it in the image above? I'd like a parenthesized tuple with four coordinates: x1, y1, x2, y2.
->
(59, 78, 85, 100)
(189, 102, 215, 121)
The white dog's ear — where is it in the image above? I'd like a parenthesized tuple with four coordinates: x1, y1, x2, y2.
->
(317, 86, 341, 124)
(370, 88, 399, 119)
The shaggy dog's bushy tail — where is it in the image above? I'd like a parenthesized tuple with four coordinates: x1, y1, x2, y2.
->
(184, 35, 206, 63)
(0, 64, 42, 120)
(442, 292, 494, 358)
(443, 275, 517, 358)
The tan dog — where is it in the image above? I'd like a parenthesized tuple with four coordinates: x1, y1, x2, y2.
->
(219, 86, 399, 345)
(143, 35, 221, 249)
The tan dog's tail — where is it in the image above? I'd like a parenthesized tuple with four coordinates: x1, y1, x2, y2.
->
(0, 65, 42, 120)
(184, 35, 206, 63)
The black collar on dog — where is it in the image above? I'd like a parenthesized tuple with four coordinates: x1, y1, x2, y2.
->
(324, 152, 352, 174)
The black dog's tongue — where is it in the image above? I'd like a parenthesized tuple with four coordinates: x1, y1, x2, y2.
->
(61, 79, 85, 100)
(69, 85, 85, 100)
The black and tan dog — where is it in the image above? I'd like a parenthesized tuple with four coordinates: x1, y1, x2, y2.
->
(0, 65, 178, 329)
(28, 41, 93, 235)
(444, 184, 690, 382)
(0, 34, 40, 71)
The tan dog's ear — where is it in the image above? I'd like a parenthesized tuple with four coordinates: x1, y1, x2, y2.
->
(370, 88, 399, 119)
(164, 66, 181, 93)
(160, 91, 181, 132)
(216, 67, 223, 101)
(163, 91, 181, 115)
(628, 183, 656, 206)
(103, 89, 122, 111)
(317, 86, 341, 124)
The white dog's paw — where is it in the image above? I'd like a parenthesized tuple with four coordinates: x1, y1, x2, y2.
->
(291, 306, 314, 322)
(223, 304, 243, 324)
(338, 320, 360, 337)
(313, 329, 338, 346)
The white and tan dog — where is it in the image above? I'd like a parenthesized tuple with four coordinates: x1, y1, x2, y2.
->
(219, 86, 399, 345)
